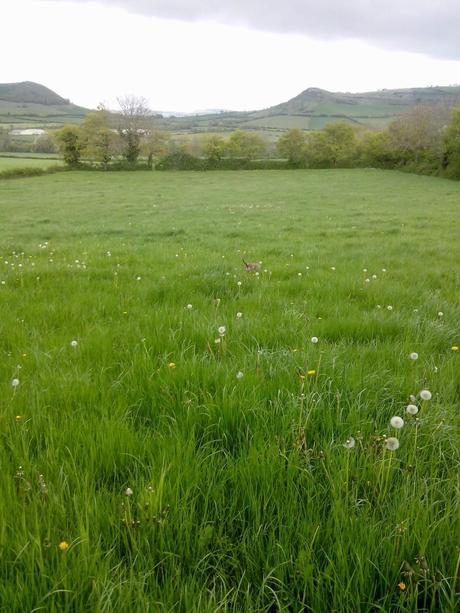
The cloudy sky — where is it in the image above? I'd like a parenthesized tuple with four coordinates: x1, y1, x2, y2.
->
(2, 0, 460, 112)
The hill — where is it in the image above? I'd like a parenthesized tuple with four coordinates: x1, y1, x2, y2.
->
(0, 81, 89, 129)
(159, 85, 460, 133)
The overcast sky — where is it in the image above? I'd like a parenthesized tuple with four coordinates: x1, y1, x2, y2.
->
(2, 0, 460, 112)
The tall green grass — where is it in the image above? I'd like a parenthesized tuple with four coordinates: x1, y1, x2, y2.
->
(0, 169, 458, 612)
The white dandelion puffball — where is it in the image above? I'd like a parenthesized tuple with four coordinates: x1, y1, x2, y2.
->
(438, 311, 444, 317)
(420, 389, 432, 401)
(218, 326, 226, 336)
(186, 304, 193, 310)
(390, 416, 404, 429)
(125, 487, 133, 496)
(237, 281, 242, 286)
(365, 278, 370, 283)
(136, 276, 141, 281)
(372, 274, 377, 279)
(409, 352, 418, 360)
(311, 336, 319, 344)
(385, 437, 400, 451)
(11, 378, 20, 387)
(236, 371, 244, 380)
(387, 305, 393, 311)
(406, 404, 419, 415)
(236, 312, 243, 319)
(70, 340, 78, 348)
(343, 437, 355, 449)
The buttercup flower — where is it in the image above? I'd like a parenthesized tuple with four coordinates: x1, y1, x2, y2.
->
(168, 362, 176, 369)
(452, 346, 459, 352)
(58, 541, 69, 551)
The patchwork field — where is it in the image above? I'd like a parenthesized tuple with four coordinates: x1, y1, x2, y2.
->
(0, 169, 459, 612)
(0, 155, 62, 171)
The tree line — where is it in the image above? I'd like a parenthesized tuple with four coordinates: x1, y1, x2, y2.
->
(3, 96, 460, 180)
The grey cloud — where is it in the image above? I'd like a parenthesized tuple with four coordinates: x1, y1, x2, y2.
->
(59, 1, 460, 60)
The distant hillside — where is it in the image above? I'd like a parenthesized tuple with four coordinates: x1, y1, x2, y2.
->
(159, 85, 460, 134)
(0, 81, 90, 129)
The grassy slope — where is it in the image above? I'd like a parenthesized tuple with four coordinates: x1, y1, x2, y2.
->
(0, 156, 63, 170)
(0, 170, 459, 612)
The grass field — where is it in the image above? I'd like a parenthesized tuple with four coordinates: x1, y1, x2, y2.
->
(0, 169, 459, 612)
(0, 155, 63, 171)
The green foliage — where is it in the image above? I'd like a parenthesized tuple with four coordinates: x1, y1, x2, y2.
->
(226, 129, 267, 160)
(277, 129, 307, 165)
(32, 132, 56, 154)
(81, 111, 117, 169)
(202, 134, 226, 162)
(55, 124, 82, 167)
(358, 130, 400, 168)
(442, 107, 460, 179)
(0, 169, 459, 611)
(141, 130, 170, 168)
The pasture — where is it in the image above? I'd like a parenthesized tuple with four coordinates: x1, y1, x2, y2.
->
(0, 154, 62, 171)
(0, 169, 459, 612)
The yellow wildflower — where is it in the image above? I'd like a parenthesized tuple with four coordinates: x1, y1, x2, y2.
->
(15, 415, 22, 422)
(168, 362, 176, 369)
(398, 582, 406, 591)
(58, 541, 69, 551)
(451, 345, 459, 352)
(307, 369, 316, 376)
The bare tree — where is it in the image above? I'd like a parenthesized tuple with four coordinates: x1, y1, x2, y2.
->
(116, 95, 152, 165)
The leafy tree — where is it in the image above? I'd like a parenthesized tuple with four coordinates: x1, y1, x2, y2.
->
(0, 127, 12, 152)
(141, 130, 170, 168)
(358, 130, 398, 168)
(226, 129, 266, 160)
(55, 124, 82, 167)
(277, 129, 307, 165)
(81, 110, 117, 169)
(117, 95, 151, 166)
(32, 132, 56, 154)
(442, 107, 460, 177)
(202, 134, 226, 163)
(388, 105, 446, 164)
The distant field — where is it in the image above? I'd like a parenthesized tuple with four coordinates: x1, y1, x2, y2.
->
(0, 169, 459, 612)
(0, 155, 62, 170)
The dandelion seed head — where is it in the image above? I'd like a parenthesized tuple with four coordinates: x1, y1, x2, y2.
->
(236, 371, 244, 380)
(438, 311, 444, 317)
(420, 389, 432, 400)
(125, 487, 133, 496)
(406, 404, 419, 415)
(387, 305, 393, 311)
(70, 340, 78, 348)
(409, 352, 418, 360)
(237, 281, 242, 286)
(11, 378, 20, 387)
(311, 336, 319, 344)
(218, 326, 226, 336)
(343, 437, 355, 449)
(236, 312, 243, 318)
(390, 416, 404, 429)
(385, 437, 400, 451)
(186, 304, 193, 310)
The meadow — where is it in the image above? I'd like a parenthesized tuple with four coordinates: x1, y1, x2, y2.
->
(0, 154, 62, 171)
(0, 169, 459, 612)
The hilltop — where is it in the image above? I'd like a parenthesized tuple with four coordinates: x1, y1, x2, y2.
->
(0, 81, 89, 129)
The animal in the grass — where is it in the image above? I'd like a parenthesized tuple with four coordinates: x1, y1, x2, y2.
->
(242, 258, 261, 271)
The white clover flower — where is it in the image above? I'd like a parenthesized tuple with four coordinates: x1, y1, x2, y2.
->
(390, 416, 404, 429)
(311, 336, 319, 344)
(186, 304, 193, 310)
(406, 404, 419, 415)
(236, 312, 243, 318)
(409, 352, 418, 360)
(236, 371, 244, 380)
(343, 437, 355, 449)
(70, 340, 78, 348)
(420, 389, 432, 400)
(385, 437, 400, 451)
(124, 487, 133, 496)
(218, 326, 226, 336)
(11, 378, 20, 387)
